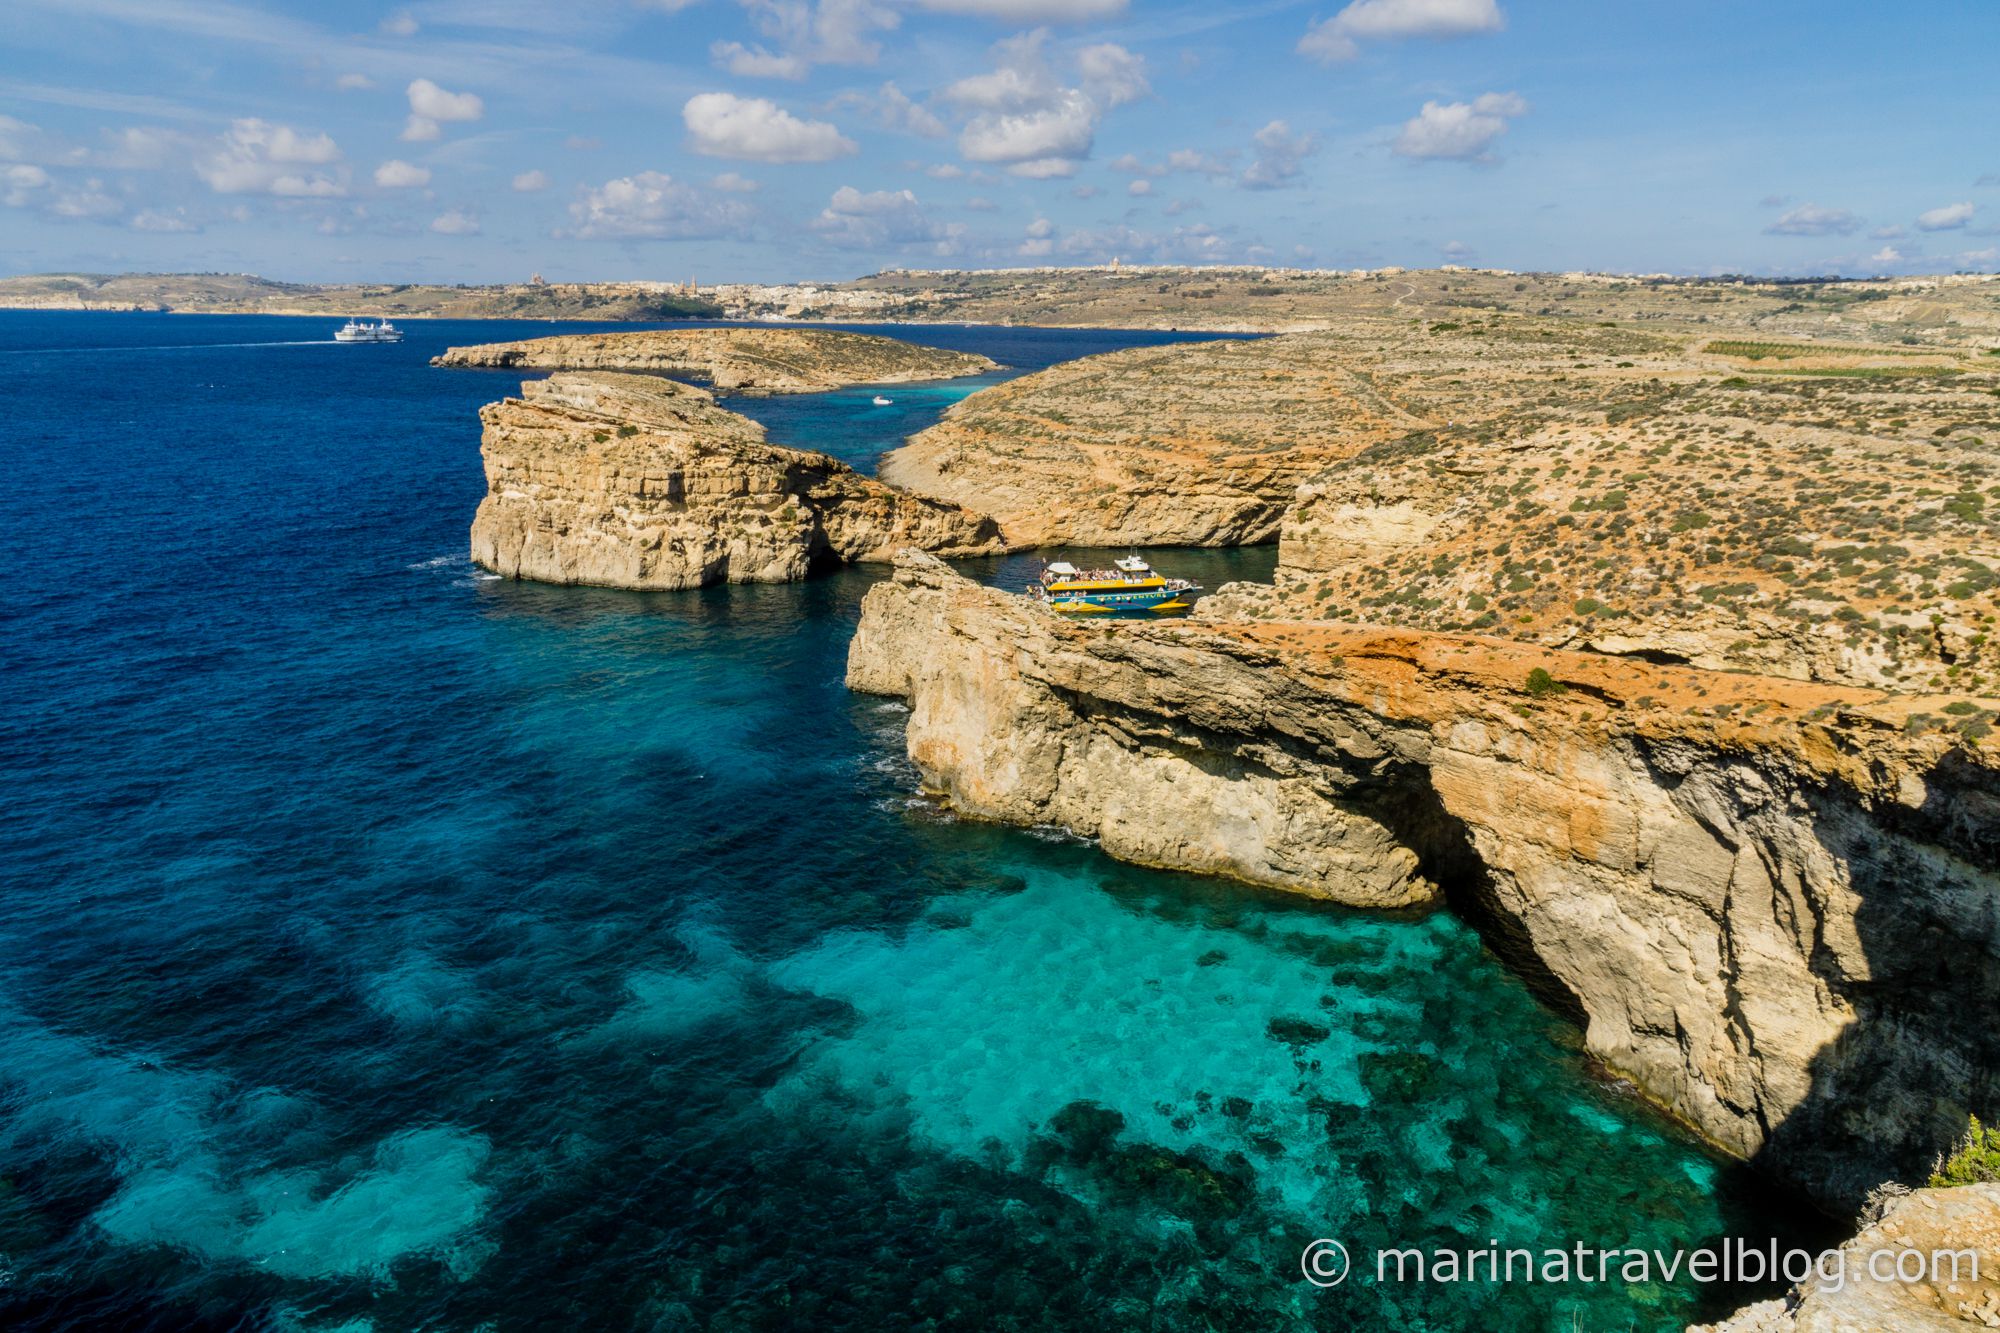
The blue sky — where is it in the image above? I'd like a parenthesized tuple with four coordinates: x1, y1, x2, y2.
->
(1, 0, 1995, 283)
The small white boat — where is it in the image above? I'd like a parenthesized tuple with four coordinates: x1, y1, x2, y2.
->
(871, 395, 893, 406)
(334, 318, 404, 343)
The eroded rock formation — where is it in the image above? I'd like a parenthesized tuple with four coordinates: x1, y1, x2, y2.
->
(434, 327, 995, 394)
(470, 373, 1002, 589)
(848, 551, 2000, 1211)
(1692, 1183, 2000, 1331)
(878, 336, 1379, 547)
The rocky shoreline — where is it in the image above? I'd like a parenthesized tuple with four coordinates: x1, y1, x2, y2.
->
(848, 552, 2000, 1223)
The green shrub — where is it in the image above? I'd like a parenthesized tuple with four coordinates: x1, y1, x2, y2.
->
(1525, 668, 1567, 699)
(1930, 1116, 2000, 1187)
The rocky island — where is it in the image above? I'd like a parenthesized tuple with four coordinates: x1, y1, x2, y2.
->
(471, 372, 1001, 588)
(433, 326, 996, 395)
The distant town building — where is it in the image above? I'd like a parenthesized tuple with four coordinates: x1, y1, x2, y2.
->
(529, 273, 547, 286)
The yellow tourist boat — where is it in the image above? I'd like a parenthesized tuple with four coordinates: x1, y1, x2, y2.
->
(1032, 555, 1201, 616)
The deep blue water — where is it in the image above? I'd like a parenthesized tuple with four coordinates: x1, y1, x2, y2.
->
(0, 313, 1809, 1331)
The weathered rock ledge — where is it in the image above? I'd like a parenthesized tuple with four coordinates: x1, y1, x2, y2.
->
(848, 551, 2000, 1214)
(1692, 1183, 2000, 1331)
(470, 374, 1003, 589)
(434, 327, 996, 394)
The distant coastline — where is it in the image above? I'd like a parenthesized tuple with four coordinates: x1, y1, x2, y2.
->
(7, 266, 1995, 340)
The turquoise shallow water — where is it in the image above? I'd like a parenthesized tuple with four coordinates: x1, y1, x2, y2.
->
(0, 313, 1811, 1330)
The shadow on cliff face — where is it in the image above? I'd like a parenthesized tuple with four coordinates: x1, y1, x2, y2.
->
(1356, 740, 2000, 1219)
(1356, 772, 1590, 1032)
(1742, 753, 2000, 1211)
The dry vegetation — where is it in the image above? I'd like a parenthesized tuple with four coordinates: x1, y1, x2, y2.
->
(879, 275, 2000, 702)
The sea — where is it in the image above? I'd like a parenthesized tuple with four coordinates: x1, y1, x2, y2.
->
(0, 312, 1816, 1331)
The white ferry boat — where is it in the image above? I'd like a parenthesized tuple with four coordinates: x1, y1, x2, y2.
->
(334, 319, 404, 343)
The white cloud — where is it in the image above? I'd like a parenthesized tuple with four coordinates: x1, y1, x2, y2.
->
(2, 163, 51, 207)
(0, 116, 80, 167)
(682, 92, 857, 163)
(1917, 201, 1974, 231)
(381, 10, 419, 36)
(431, 209, 480, 234)
(1077, 43, 1148, 108)
(406, 80, 485, 120)
(335, 73, 374, 92)
(1167, 147, 1233, 177)
(1870, 224, 1907, 240)
(915, 0, 1124, 16)
(512, 169, 550, 192)
(964, 194, 998, 211)
(960, 93, 1096, 170)
(711, 41, 810, 80)
(197, 118, 345, 196)
(1055, 220, 1242, 264)
(404, 79, 483, 142)
(709, 171, 760, 192)
(130, 207, 198, 233)
(373, 158, 431, 189)
(1765, 203, 1861, 237)
(568, 170, 754, 239)
(1109, 153, 1164, 177)
(1240, 119, 1317, 189)
(722, 0, 901, 76)
(1300, 0, 1504, 63)
(1128, 178, 1152, 196)
(810, 184, 964, 253)
(1392, 91, 1527, 162)
(1867, 246, 1904, 266)
(947, 33, 1139, 176)
(1019, 215, 1055, 256)
(923, 162, 965, 179)
(50, 180, 121, 219)
(865, 82, 948, 137)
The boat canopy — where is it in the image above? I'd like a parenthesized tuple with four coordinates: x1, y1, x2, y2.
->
(1114, 556, 1151, 573)
(1046, 562, 1079, 576)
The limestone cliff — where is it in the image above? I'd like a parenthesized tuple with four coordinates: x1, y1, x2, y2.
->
(877, 336, 1385, 547)
(848, 551, 2000, 1212)
(470, 373, 1002, 589)
(434, 327, 995, 394)
(1692, 1184, 2000, 1331)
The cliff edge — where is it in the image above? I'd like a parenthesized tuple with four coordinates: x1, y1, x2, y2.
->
(470, 373, 1002, 589)
(434, 327, 996, 394)
(849, 551, 2000, 1212)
